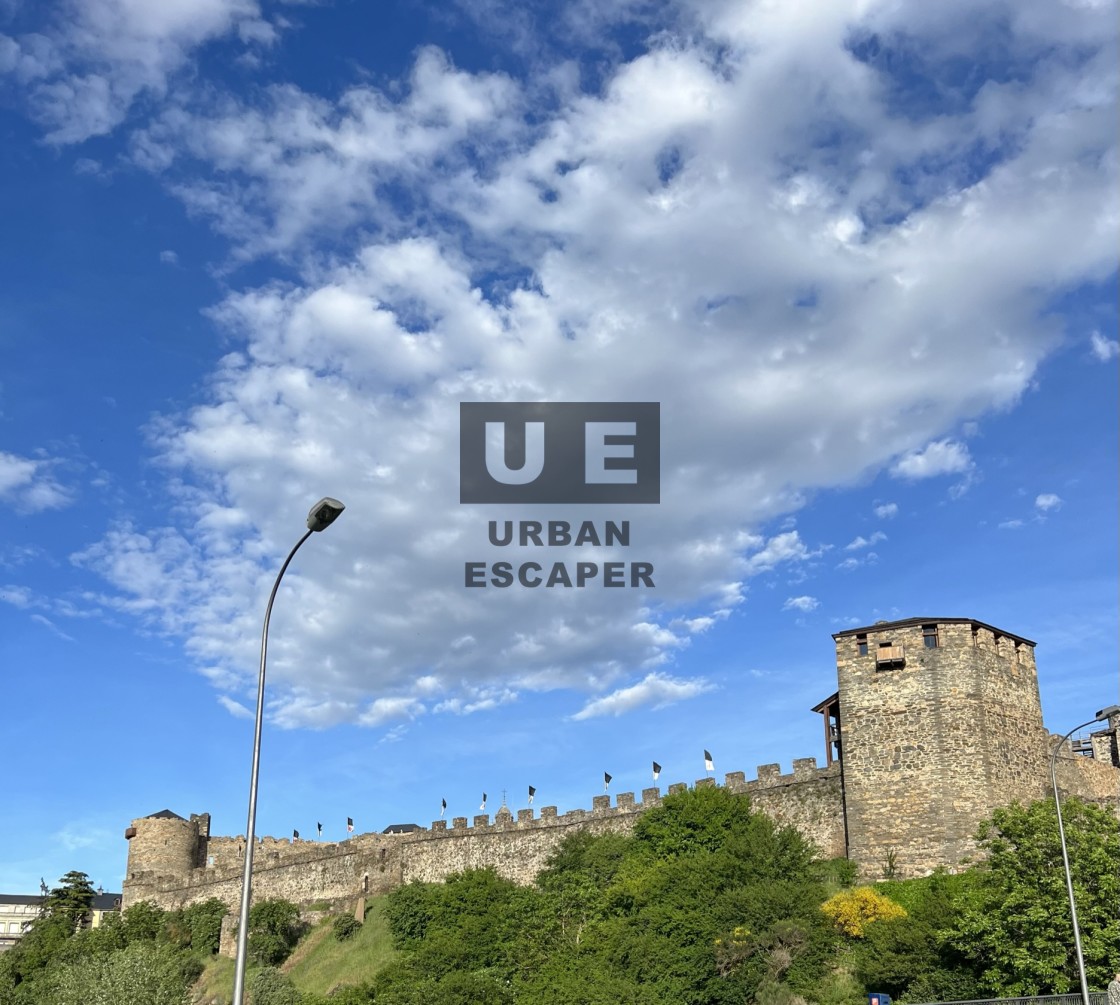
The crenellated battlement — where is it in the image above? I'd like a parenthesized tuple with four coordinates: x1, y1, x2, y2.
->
(122, 761, 846, 914)
(123, 618, 1119, 919)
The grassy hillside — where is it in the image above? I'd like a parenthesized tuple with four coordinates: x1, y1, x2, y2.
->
(192, 898, 397, 1003)
(285, 898, 398, 995)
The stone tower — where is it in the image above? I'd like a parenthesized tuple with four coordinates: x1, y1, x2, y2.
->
(122, 810, 210, 907)
(829, 617, 1050, 878)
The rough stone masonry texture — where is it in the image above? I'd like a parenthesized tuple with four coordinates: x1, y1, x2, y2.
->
(122, 618, 1120, 920)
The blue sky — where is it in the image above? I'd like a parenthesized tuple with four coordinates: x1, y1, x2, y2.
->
(0, 0, 1116, 895)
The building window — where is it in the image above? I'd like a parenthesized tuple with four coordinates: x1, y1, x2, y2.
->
(856, 633, 868, 656)
(922, 623, 939, 649)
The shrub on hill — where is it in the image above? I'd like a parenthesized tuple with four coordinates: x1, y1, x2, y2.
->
(333, 915, 362, 942)
(247, 898, 305, 967)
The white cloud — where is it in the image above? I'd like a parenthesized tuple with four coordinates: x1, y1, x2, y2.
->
(1035, 493, 1063, 512)
(29, 614, 74, 642)
(998, 519, 1025, 530)
(433, 687, 517, 715)
(217, 695, 252, 719)
(63, 1, 1120, 727)
(572, 673, 715, 720)
(54, 823, 113, 852)
(874, 503, 898, 519)
(783, 595, 819, 612)
(0, 451, 72, 512)
(845, 532, 886, 550)
(837, 551, 879, 571)
(743, 532, 819, 575)
(357, 696, 426, 728)
(0, 585, 34, 608)
(159, 249, 179, 265)
(1, 0, 275, 143)
(891, 440, 974, 481)
(679, 616, 716, 634)
(1089, 331, 1119, 362)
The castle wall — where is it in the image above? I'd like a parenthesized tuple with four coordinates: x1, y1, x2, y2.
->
(122, 763, 845, 915)
(124, 831, 408, 911)
(1053, 741, 1120, 808)
(122, 619, 1117, 913)
(835, 620, 1051, 879)
(727, 758, 846, 859)
(400, 798, 645, 886)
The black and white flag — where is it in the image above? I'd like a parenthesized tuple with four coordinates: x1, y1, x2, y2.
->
(293, 829, 299, 840)
(652, 761, 662, 781)
(441, 798, 447, 818)
(480, 793, 487, 811)
(347, 816, 354, 833)
(704, 750, 714, 772)
(317, 822, 322, 837)
(603, 772, 612, 791)
(528, 786, 536, 805)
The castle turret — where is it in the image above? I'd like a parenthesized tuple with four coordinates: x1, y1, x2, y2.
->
(122, 810, 205, 908)
(831, 618, 1050, 878)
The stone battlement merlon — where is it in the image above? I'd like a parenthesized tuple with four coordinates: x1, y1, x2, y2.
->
(171, 763, 843, 863)
(129, 765, 833, 886)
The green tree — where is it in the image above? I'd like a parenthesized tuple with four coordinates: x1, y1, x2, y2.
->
(181, 897, 227, 955)
(952, 798, 1120, 994)
(122, 900, 166, 943)
(247, 898, 305, 967)
(333, 914, 362, 941)
(384, 881, 442, 948)
(42, 940, 195, 1005)
(0, 872, 100, 1002)
(249, 966, 305, 1005)
(44, 872, 95, 931)
(533, 788, 834, 1005)
(850, 871, 982, 1001)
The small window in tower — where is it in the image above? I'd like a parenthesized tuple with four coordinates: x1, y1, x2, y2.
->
(856, 633, 868, 656)
(922, 624, 939, 648)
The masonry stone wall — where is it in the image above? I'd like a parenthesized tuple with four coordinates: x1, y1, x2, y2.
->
(1054, 740, 1120, 805)
(400, 801, 643, 886)
(122, 764, 843, 916)
(835, 620, 1053, 878)
(124, 829, 410, 911)
(726, 758, 846, 859)
(123, 618, 1118, 913)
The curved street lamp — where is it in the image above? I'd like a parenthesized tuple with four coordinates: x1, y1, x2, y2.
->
(1049, 703, 1119, 1005)
(232, 497, 346, 1005)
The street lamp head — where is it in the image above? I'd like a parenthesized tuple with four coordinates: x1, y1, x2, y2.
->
(306, 497, 345, 532)
(1094, 704, 1120, 721)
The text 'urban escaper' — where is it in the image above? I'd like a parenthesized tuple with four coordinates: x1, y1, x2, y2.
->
(465, 520, 655, 588)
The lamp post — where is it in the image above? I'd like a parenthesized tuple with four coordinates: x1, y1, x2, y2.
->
(231, 497, 345, 1005)
(1049, 703, 1119, 1005)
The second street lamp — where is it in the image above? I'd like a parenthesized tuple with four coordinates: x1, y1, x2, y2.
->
(1050, 703, 1119, 1005)
(231, 497, 346, 1005)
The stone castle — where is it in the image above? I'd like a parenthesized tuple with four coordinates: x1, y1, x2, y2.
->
(122, 617, 1120, 916)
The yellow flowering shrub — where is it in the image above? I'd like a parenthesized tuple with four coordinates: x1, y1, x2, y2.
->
(820, 886, 907, 937)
